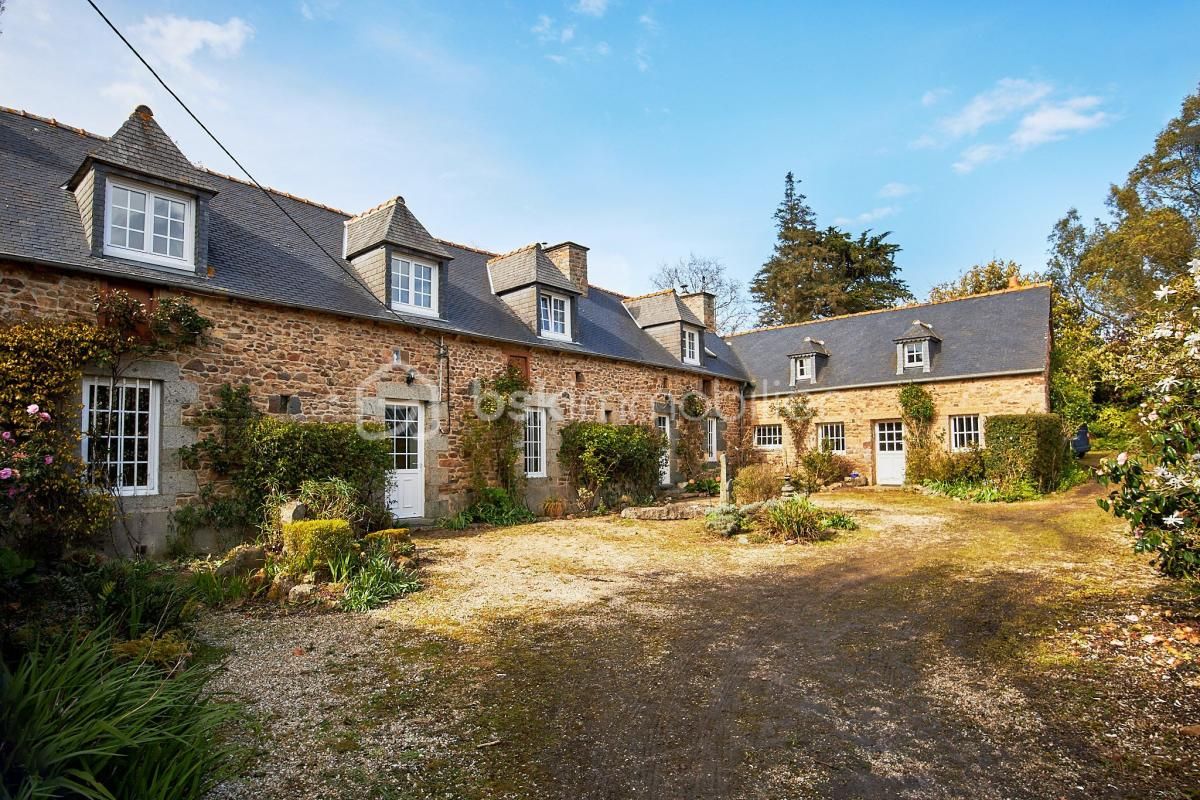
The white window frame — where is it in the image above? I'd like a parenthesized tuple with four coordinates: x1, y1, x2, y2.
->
(754, 424, 783, 449)
(523, 407, 547, 478)
(681, 328, 700, 365)
(103, 178, 195, 271)
(390, 255, 439, 317)
(706, 417, 718, 462)
(538, 292, 572, 341)
(950, 414, 982, 452)
(818, 422, 846, 454)
(80, 377, 161, 496)
(903, 340, 926, 368)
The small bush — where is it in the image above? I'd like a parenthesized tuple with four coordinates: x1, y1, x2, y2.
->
(796, 449, 855, 494)
(294, 477, 385, 534)
(0, 625, 242, 799)
(923, 477, 1040, 503)
(704, 504, 744, 538)
(437, 488, 535, 529)
(281, 519, 355, 573)
(732, 464, 782, 503)
(759, 497, 830, 541)
(190, 568, 252, 607)
(984, 413, 1069, 493)
(558, 421, 668, 508)
(821, 510, 859, 530)
(111, 631, 192, 670)
(341, 546, 422, 612)
(81, 560, 199, 640)
(685, 476, 721, 496)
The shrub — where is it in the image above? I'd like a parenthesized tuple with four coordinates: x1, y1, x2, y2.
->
(821, 510, 858, 531)
(294, 477, 382, 534)
(758, 497, 830, 541)
(796, 449, 855, 494)
(923, 477, 1040, 503)
(685, 476, 720, 496)
(0, 625, 241, 799)
(341, 545, 422, 612)
(190, 568, 252, 607)
(732, 463, 781, 503)
(899, 383, 939, 483)
(984, 413, 1068, 493)
(1089, 405, 1139, 450)
(704, 504, 744, 538)
(558, 421, 667, 508)
(81, 560, 199, 640)
(925, 446, 986, 484)
(110, 631, 192, 670)
(281, 519, 355, 573)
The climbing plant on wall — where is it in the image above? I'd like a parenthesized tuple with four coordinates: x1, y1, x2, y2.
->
(771, 394, 815, 469)
(898, 383, 938, 483)
(460, 365, 530, 500)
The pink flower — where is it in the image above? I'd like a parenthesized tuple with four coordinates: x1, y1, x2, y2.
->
(25, 404, 38, 415)
(0, 468, 11, 480)
(1117, 452, 1128, 466)
(43, 455, 53, 465)
(0, 431, 10, 441)
(38, 412, 51, 422)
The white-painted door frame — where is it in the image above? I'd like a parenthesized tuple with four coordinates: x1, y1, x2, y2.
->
(385, 402, 425, 519)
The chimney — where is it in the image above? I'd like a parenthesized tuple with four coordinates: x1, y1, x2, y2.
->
(681, 291, 716, 331)
(544, 241, 589, 297)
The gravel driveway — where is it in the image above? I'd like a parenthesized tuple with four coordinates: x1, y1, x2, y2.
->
(202, 485, 1199, 799)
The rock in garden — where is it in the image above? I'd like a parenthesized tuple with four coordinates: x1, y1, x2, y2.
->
(279, 500, 308, 525)
(267, 575, 296, 603)
(288, 583, 317, 604)
(215, 545, 266, 578)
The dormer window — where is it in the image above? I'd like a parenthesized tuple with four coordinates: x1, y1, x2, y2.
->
(903, 341, 926, 368)
(390, 255, 438, 317)
(681, 328, 700, 365)
(103, 178, 194, 270)
(538, 292, 571, 340)
(790, 354, 815, 385)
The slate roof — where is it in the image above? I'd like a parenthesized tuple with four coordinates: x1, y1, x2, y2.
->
(344, 196, 452, 261)
(623, 289, 705, 328)
(0, 106, 746, 382)
(487, 243, 579, 295)
(727, 286, 1051, 395)
(895, 319, 942, 342)
(67, 106, 218, 193)
(788, 337, 829, 357)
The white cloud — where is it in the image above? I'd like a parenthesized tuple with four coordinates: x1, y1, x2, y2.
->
(834, 206, 898, 226)
(1010, 96, 1110, 148)
(560, 25, 576, 43)
(938, 78, 1051, 139)
(299, 0, 340, 21)
(878, 182, 916, 198)
(635, 45, 651, 72)
(573, 0, 610, 16)
(639, 12, 658, 31)
(921, 88, 949, 107)
(101, 81, 152, 109)
(532, 14, 554, 41)
(545, 54, 567, 64)
(131, 15, 253, 74)
(952, 143, 1005, 174)
(595, 41, 611, 56)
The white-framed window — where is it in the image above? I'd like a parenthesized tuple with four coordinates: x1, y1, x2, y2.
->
(103, 178, 194, 270)
(523, 407, 547, 477)
(903, 341, 926, 368)
(950, 414, 981, 451)
(754, 424, 783, 449)
(390, 256, 438, 317)
(538, 292, 571, 340)
(681, 328, 700, 365)
(818, 422, 846, 454)
(706, 417, 718, 461)
(790, 355, 816, 385)
(81, 377, 161, 496)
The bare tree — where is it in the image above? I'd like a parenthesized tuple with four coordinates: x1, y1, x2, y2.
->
(652, 253, 753, 335)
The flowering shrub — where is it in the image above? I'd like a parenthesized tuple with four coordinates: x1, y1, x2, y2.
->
(1097, 258, 1200, 577)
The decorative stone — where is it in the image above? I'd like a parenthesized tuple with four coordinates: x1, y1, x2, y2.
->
(266, 574, 296, 603)
(288, 583, 317, 603)
(781, 475, 796, 499)
(279, 501, 308, 525)
(619, 504, 709, 521)
(215, 544, 266, 578)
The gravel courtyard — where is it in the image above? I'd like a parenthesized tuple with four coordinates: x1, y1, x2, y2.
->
(202, 484, 1199, 799)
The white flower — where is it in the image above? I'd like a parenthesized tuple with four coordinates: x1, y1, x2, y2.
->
(1154, 284, 1177, 301)
(1162, 511, 1185, 528)
(1189, 257, 1200, 275)
(1151, 323, 1176, 339)
(1158, 377, 1181, 392)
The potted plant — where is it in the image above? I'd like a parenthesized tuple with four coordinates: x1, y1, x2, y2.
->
(542, 496, 565, 519)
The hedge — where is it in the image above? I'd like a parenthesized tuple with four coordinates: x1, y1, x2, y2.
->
(983, 413, 1068, 493)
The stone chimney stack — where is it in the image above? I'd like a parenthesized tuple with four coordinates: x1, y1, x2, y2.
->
(544, 241, 589, 297)
(681, 291, 716, 331)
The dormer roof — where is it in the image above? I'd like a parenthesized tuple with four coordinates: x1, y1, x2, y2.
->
(622, 288, 705, 328)
(487, 243, 579, 295)
(67, 105, 217, 193)
(789, 337, 829, 357)
(344, 196, 452, 261)
(894, 319, 942, 342)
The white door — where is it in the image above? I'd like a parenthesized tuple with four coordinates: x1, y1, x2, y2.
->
(655, 413, 671, 486)
(385, 403, 424, 519)
(875, 420, 905, 485)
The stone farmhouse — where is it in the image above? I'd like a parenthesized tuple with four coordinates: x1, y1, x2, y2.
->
(0, 105, 1051, 553)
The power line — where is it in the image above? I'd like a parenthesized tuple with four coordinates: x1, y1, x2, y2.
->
(83, 0, 448, 358)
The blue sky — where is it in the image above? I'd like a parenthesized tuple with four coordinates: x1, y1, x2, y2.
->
(2, 1, 1198, 306)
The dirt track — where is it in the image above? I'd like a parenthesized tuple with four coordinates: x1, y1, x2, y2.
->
(204, 485, 1199, 799)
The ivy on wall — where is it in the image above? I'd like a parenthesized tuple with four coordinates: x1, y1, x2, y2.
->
(459, 366, 530, 500)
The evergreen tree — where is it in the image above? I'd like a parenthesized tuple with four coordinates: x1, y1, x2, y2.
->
(751, 173, 910, 325)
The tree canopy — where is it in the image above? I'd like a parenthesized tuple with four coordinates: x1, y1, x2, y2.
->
(927, 259, 1034, 302)
(651, 254, 752, 334)
(750, 173, 911, 325)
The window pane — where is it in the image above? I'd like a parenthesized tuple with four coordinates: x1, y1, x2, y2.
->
(128, 230, 145, 250)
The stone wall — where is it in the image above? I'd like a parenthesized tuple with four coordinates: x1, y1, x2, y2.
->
(745, 373, 1049, 482)
(1, 259, 741, 552)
